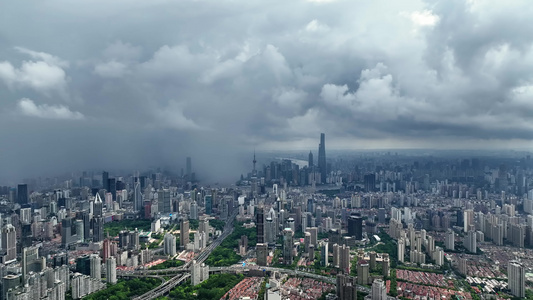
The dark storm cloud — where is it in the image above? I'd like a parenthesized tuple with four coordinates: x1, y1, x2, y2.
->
(0, 0, 532, 183)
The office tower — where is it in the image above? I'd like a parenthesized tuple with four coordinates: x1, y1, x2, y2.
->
(180, 219, 189, 249)
(204, 195, 212, 215)
(90, 254, 101, 280)
(118, 231, 129, 249)
(82, 211, 90, 241)
(164, 233, 177, 256)
(17, 184, 29, 205)
(94, 193, 103, 217)
(256, 243, 268, 266)
(134, 179, 143, 212)
(283, 228, 294, 265)
(333, 244, 340, 267)
(508, 261, 525, 298)
(256, 207, 264, 243)
(159, 189, 171, 214)
(61, 218, 72, 248)
(397, 238, 405, 262)
(75, 219, 84, 241)
(102, 171, 109, 191)
(76, 255, 91, 275)
(191, 260, 209, 286)
(319, 241, 328, 267)
(336, 274, 357, 300)
(445, 229, 454, 250)
(307, 227, 318, 246)
(106, 257, 117, 284)
(22, 246, 42, 283)
(364, 174, 376, 192)
(108, 178, 117, 200)
(464, 209, 474, 233)
(372, 279, 387, 300)
(465, 230, 477, 253)
(317, 133, 326, 184)
(339, 245, 350, 274)
(186, 157, 192, 180)
(93, 217, 104, 243)
(308, 151, 313, 168)
(348, 216, 363, 240)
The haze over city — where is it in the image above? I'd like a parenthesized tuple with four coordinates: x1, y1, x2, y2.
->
(2, 0, 533, 183)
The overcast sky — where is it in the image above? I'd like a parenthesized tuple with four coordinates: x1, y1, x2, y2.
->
(0, 0, 532, 183)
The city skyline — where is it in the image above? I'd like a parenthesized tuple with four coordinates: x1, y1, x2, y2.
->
(1, 0, 533, 184)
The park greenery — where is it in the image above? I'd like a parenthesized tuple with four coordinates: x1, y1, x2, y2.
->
(149, 259, 185, 270)
(157, 273, 244, 300)
(104, 219, 152, 236)
(210, 219, 225, 231)
(205, 222, 256, 266)
(389, 269, 398, 297)
(83, 278, 161, 300)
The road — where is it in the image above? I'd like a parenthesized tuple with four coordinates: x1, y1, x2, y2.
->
(125, 209, 370, 299)
(131, 210, 238, 300)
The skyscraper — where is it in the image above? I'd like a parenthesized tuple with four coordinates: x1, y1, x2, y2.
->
(106, 257, 117, 284)
(102, 171, 109, 191)
(283, 228, 294, 265)
(371, 279, 387, 300)
(17, 184, 28, 205)
(89, 254, 101, 280)
(508, 261, 525, 298)
(180, 219, 189, 249)
(256, 243, 268, 266)
(318, 133, 326, 184)
(1, 224, 16, 263)
(133, 178, 143, 212)
(256, 207, 264, 244)
(308, 151, 313, 168)
(164, 233, 177, 256)
(186, 157, 192, 180)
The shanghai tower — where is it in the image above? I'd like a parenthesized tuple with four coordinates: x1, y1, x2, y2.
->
(318, 133, 326, 184)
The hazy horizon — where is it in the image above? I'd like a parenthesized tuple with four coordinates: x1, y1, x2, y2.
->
(1, 0, 533, 185)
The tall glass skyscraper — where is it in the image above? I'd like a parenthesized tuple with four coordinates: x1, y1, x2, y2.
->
(318, 133, 326, 184)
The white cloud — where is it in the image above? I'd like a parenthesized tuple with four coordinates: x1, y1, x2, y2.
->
(0, 48, 69, 97)
(17, 98, 84, 120)
(305, 20, 330, 33)
(409, 10, 439, 26)
(15, 47, 69, 68)
(94, 60, 128, 78)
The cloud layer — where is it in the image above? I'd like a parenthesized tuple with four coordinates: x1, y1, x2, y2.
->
(0, 0, 532, 182)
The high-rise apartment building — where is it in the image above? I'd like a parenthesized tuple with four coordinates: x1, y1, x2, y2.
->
(164, 233, 177, 256)
(445, 229, 455, 250)
(89, 254, 101, 281)
(508, 261, 525, 298)
(371, 279, 387, 300)
(106, 257, 117, 284)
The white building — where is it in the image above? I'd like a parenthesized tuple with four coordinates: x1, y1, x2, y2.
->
(106, 257, 117, 284)
(191, 260, 209, 286)
(508, 261, 525, 298)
